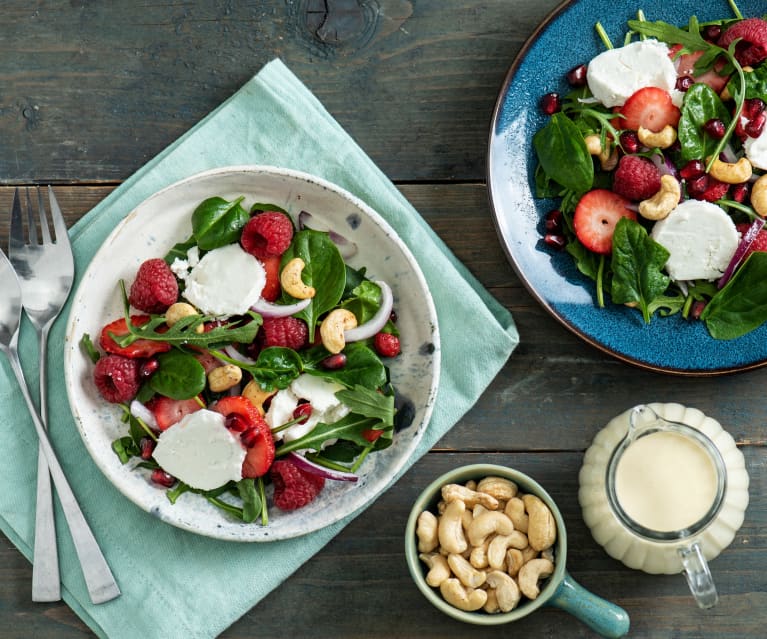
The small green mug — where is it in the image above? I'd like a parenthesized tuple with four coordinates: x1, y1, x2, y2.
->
(404, 463, 630, 638)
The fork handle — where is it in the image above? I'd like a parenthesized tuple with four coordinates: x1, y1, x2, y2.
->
(6, 347, 121, 605)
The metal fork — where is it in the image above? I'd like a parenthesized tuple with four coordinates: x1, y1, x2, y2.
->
(9, 187, 71, 601)
(4, 189, 120, 604)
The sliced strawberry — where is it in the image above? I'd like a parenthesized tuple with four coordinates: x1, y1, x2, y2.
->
(213, 396, 261, 428)
(260, 254, 282, 302)
(213, 396, 276, 478)
(670, 47, 729, 94)
(573, 189, 637, 255)
(241, 430, 276, 478)
(146, 395, 204, 431)
(99, 315, 172, 359)
(614, 87, 681, 132)
(736, 222, 767, 260)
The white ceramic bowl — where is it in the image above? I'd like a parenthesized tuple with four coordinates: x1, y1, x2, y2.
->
(64, 165, 440, 541)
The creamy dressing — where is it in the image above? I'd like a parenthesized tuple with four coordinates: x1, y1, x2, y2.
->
(614, 431, 718, 532)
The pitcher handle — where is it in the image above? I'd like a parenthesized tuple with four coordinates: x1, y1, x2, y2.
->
(549, 571, 630, 638)
(678, 541, 719, 609)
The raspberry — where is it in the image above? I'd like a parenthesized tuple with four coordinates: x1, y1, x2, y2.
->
(270, 459, 325, 511)
(93, 354, 141, 403)
(128, 258, 179, 314)
(374, 332, 401, 357)
(718, 17, 767, 67)
(260, 317, 308, 350)
(612, 155, 662, 201)
(240, 211, 294, 260)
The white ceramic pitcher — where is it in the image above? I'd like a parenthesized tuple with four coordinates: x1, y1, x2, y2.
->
(579, 403, 749, 609)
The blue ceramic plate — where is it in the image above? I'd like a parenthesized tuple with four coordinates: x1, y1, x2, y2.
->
(488, 0, 766, 375)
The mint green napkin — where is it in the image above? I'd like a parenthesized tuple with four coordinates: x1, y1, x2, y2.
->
(0, 59, 518, 638)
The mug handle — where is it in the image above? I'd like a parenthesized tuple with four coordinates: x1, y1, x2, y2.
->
(549, 571, 630, 638)
(678, 541, 719, 609)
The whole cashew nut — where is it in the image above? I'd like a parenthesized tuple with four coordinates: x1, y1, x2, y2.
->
(280, 257, 316, 299)
(439, 578, 488, 612)
(637, 124, 677, 149)
(416, 510, 439, 553)
(506, 548, 525, 578)
(518, 558, 555, 600)
(242, 379, 275, 416)
(487, 531, 529, 569)
(486, 570, 522, 613)
(708, 156, 753, 184)
(419, 552, 451, 587)
(476, 476, 518, 501)
(523, 494, 557, 551)
(438, 499, 468, 555)
(319, 308, 358, 354)
(447, 553, 486, 589)
(504, 497, 529, 533)
(207, 364, 243, 393)
(752, 174, 767, 217)
(469, 539, 491, 569)
(442, 483, 499, 510)
(639, 174, 681, 221)
(467, 510, 515, 547)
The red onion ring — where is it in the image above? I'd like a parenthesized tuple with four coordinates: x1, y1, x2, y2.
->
(223, 344, 257, 366)
(344, 280, 394, 342)
(718, 218, 765, 288)
(286, 451, 358, 482)
(251, 297, 311, 318)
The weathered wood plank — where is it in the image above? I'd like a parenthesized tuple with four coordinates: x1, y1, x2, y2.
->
(0, 0, 562, 183)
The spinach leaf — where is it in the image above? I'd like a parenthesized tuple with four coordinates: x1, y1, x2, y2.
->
(701, 252, 767, 339)
(610, 218, 670, 323)
(112, 436, 140, 464)
(213, 346, 304, 391)
(236, 478, 262, 523)
(678, 84, 732, 162)
(281, 229, 346, 334)
(533, 112, 594, 193)
(149, 349, 206, 399)
(335, 385, 395, 425)
(164, 234, 197, 265)
(341, 280, 382, 325)
(191, 196, 249, 250)
(250, 202, 289, 216)
(302, 342, 387, 390)
(727, 64, 767, 101)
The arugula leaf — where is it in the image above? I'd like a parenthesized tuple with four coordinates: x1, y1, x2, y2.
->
(627, 18, 708, 51)
(335, 385, 395, 425)
(80, 333, 100, 363)
(533, 112, 594, 193)
(276, 413, 386, 456)
(701, 252, 767, 339)
(610, 218, 670, 323)
(112, 436, 140, 464)
(191, 196, 249, 250)
(149, 349, 206, 400)
(236, 478, 262, 523)
(678, 83, 732, 162)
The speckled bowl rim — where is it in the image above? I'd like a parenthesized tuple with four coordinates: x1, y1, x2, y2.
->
(404, 463, 567, 624)
(487, 0, 767, 376)
(64, 165, 441, 542)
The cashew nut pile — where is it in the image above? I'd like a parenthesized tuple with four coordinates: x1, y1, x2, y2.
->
(416, 476, 556, 613)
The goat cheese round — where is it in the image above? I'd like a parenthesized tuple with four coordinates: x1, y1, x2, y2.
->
(182, 243, 266, 316)
(587, 40, 678, 108)
(650, 200, 739, 281)
(152, 409, 245, 490)
(744, 127, 767, 170)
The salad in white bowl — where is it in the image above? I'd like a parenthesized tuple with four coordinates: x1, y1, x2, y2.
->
(533, 2, 767, 340)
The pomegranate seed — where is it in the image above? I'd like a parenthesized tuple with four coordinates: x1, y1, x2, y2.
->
(690, 300, 708, 320)
(139, 437, 156, 460)
(743, 98, 766, 119)
(240, 427, 259, 448)
(225, 413, 249, 432)
(292, 403, 312, 424)
(745, 112, 766, 138)
(687, 175, 709, 196)
(702, 25, 722, 42)
(566, 64, 588, 87)
(389, 310, 398, 323)
(679, 160, 706, 180)
(374, 333, 401, 358)
(544, 233, 566, 250)
(151, 469, 176, 487)
(732, 182, 750, 203)
(539, 92, 561, 115)
(619, 131, 640, 154)
(735, 116, 748, 140)
(703, 118, 726, 139)
(139, 358, 160, 378)
(321, 353, 347, 370)
(675, 75, 694, 92)
(544, 209, 563, 232)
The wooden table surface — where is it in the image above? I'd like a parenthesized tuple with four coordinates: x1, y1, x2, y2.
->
(0, 1, 765, 637)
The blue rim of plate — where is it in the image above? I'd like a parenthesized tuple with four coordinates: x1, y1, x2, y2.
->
(487, 0, 767, 376)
